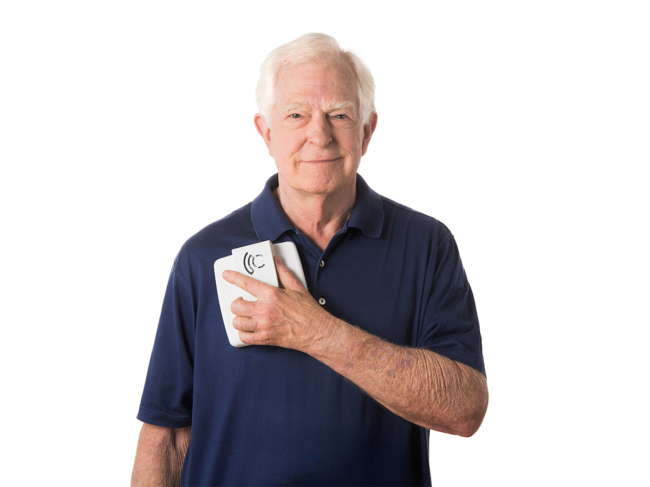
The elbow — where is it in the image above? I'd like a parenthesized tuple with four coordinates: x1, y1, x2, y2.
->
(455, 390, 489, 438)
(455, 413, 485, 437)
(446, 410, 486, 438)
(422, 398, 488, 437)
(432, 385, 488, 438)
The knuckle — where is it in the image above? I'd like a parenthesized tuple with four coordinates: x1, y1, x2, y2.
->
(267, 287, 281, 301)
(257, 307, 269, 320)
(259, 332, 272, 346)
(240, 278, 251, 292)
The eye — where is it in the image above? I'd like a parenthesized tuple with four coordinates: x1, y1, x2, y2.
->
(334, 114, 348, 119)
(289, 113, 301, 119)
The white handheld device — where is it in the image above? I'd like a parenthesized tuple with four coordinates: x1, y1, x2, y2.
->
(214, 240, 307, 347)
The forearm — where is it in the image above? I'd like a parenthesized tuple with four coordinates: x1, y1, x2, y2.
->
(131, 424, 191, 487)
(309, 317, 488, 436)
(225, 263, 488, 436)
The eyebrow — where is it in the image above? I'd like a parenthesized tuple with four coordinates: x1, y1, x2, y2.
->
(281, 102, 311, 113)
(326, 101, 357, 114)
(281, 101, 358, 115)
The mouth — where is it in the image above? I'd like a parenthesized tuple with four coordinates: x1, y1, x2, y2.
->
(302, 157, 342, 163)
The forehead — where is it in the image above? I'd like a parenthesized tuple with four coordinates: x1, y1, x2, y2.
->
(274, 60, 358, 107)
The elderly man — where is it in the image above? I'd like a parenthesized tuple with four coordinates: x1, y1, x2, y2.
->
(132, 33, 488, 486)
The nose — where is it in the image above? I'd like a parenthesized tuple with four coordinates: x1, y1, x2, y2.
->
(306, 113, 333, 148)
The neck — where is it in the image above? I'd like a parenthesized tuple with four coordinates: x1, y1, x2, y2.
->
(275, 178, 357, 253)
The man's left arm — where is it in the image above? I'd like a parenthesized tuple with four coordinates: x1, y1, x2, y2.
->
(223, 257, 488, 437)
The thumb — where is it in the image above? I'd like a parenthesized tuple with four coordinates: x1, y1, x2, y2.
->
(274, 255, 305, 292)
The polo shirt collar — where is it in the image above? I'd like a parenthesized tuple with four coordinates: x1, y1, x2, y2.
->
(251, 173, 384, 242)
(346, 174, 384, 238)
(251, 174, 295, 242)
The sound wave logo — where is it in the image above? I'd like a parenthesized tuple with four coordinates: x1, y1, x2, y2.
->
(243, 252, 265, 275)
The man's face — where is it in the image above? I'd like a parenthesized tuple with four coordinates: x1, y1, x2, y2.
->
(255, 60, 377, 197)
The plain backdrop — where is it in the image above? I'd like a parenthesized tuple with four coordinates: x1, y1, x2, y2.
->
(1, 1, 648, 485)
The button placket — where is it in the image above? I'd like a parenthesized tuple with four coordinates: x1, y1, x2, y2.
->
(315, 253, 329, 308)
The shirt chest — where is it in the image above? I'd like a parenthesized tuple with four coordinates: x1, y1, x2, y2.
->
(288, 230, 430, 347)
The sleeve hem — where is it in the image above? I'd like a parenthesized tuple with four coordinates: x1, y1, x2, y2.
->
(137, 405, 192, 428)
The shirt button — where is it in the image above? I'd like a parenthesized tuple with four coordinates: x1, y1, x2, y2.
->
(319, 260, 325, 268)
(318, 298, 326, 306)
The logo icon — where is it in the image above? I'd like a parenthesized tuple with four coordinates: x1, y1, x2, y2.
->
(243, 252, 265, 275)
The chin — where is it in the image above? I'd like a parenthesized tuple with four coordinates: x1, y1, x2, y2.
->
(302, 175, 355, 196)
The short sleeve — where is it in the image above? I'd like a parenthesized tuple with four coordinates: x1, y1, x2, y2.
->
(418, 233, 486, 376)
(137, 262, 195, 427)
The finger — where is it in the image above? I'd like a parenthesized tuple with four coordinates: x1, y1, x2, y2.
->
(230, 297, 256, 317)
(232, 315, 257, 333)
(238, 330, 261, 346)
(223, 269, 267, 297)
(274, 255, 306, 292)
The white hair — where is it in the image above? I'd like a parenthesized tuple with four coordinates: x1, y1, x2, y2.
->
(256, 33, 376, 125)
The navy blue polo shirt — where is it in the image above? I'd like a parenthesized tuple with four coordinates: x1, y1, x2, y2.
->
(138, 174, 485, 486)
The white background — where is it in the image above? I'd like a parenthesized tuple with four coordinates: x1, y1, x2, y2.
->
(1, 1, 648, 485)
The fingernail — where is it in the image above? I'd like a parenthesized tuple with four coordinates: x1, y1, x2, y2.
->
(223, 270, 230, 279)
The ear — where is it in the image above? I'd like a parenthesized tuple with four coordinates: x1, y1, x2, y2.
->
(254, 113, 273, 157)
(361, 112, 378, 156)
